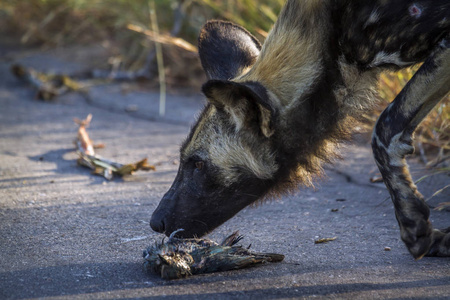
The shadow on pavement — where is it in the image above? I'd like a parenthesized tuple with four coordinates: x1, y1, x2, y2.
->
(1, 261, 449, 299)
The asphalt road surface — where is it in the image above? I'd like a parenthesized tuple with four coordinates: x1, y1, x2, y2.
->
(1, 46, 449, 299)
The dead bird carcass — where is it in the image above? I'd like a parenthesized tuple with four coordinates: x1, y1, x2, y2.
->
(143, 230, 284, 279)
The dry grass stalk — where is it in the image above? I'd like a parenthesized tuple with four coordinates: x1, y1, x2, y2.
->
(149, 0, 166, 117)
(127, 24, 197, 53)
(434, 202, 450, 211)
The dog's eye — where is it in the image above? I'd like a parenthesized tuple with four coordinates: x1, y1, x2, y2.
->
(195, 161, 204, 171)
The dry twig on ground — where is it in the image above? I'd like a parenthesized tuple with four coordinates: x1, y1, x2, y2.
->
(74, 114, 155, 180)
(11, 64, 83, 101)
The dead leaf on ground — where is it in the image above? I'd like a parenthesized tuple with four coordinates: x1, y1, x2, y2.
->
(370, 175, 384, 183)
(314, 237, 337, 244)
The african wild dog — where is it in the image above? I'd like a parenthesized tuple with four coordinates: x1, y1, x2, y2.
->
(151, 0, 450, 259)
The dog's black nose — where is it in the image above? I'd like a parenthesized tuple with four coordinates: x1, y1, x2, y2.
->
(150, 214, 165, 233)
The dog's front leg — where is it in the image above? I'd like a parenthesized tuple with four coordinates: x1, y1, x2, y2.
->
(371, 38, 450, 259)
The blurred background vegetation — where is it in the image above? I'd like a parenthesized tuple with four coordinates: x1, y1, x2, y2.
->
(0, 0, 448, 165)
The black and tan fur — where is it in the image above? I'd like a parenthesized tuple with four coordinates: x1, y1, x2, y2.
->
(151, 0, 450, 259)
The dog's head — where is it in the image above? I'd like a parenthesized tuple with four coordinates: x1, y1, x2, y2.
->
(150, 21, 282, 237)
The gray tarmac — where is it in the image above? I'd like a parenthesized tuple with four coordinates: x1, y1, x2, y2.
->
(0, 47, 449, 299)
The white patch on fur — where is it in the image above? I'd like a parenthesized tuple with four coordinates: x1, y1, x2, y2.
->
(364, 9, 380, 28)
(370, 51, 411, 67)
(372, 131, 417, 197)
(386, 133, 414, 167)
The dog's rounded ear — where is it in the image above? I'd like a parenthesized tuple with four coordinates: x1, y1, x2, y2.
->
(202, 80, 277, 138)
(198, 20, 261, 80)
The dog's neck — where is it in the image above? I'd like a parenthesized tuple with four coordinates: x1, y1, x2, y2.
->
(236, 0, 331, 108)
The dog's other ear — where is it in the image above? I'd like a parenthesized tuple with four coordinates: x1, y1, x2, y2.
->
(198, 20, 261, 80)
(202, 80, 277, 138)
